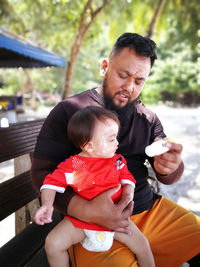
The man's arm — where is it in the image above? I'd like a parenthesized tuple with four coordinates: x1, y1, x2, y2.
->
(68, 186, 133, 233)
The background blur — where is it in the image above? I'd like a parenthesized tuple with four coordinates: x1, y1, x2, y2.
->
(0, 0, 199, 106)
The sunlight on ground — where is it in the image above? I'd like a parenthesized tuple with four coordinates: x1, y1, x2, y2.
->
(0, 214, 15, 247)
(151, 105, 200, 217)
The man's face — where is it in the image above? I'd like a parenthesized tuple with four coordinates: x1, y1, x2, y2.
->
(102, 47, 151, 109)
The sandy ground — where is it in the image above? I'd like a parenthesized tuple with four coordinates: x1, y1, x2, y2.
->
(0, 104, 199, 266)
(150, 105, 200, 217)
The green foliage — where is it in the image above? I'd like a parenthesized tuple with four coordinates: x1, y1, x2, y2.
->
(31, 67, 65, 94)
(71, 27, 110, 94)
(0, 0, 200, 106)
(141, 42, 200, 105)
(166, 0, 200, 49)
(0, 67, 64, 95)
(0, 68, 23, 95)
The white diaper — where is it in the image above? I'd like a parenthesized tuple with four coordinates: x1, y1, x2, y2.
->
(81, 229, 115, 252)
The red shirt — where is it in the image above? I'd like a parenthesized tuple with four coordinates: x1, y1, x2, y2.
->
(42, 154, 135, 231)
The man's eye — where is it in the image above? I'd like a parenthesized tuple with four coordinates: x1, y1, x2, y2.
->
(119, 74, 127, 79)
(136, 80, 144, 86)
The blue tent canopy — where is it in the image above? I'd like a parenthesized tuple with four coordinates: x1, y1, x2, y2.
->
(0, 31, 66, 68)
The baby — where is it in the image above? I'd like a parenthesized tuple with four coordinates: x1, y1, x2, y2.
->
(34, 106, 155, 267)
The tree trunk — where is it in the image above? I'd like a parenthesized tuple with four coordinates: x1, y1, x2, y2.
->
(62, 0, 108, 100)
(63, 34, 84, 100)
(23, 69, 37, 110)
(146, 0, 166, 38)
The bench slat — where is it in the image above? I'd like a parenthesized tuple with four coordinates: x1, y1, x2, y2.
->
(0, 119, 44, 163)
(0, 211, 63, 267)
(26, 248, 50, 267)
(2, 142, 38, 161)
(0, 171, 38, 221)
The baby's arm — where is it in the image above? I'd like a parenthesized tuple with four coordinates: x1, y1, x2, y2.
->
(34, 189, 56, 225)
(121, 184, 134, 204)
(114, 219, 155, 267)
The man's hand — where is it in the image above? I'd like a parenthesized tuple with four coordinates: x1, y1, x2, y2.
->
(121, 184, 134, 203)
(114, 184, 134, 233)
(68, 185, 134, 234)
(89, 185, 134, 233)
(153, 137, 183, 184)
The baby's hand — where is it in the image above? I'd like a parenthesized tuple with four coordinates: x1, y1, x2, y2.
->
(34, 205, 53, 225)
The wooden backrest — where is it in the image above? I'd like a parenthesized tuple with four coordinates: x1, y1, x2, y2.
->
(0, 119, 45, 221)
(0, 118, 63, 267)
(0, 119, 44, 163)
(0, 118, 67, 266)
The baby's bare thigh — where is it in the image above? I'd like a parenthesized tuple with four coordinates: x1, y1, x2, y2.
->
(47, 219, 85, 250)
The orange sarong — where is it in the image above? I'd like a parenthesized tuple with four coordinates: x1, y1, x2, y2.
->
(69, 196, 200, 267)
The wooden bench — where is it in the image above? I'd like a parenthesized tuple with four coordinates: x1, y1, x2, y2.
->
(0, 119, 63, 267)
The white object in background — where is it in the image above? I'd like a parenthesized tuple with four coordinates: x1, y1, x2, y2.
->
(0, 110, 17, 126)
(145, 138, 173, 157)
(0, 117, 9, 128)
(7, 110, 17, 124)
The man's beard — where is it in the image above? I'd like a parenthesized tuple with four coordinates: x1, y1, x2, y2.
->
(102, 77, 138, 120)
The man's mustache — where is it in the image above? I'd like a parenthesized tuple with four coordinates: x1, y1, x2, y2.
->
(115, 90, 131, 100)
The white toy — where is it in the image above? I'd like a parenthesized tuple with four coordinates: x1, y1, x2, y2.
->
(145, 138, 173, 157)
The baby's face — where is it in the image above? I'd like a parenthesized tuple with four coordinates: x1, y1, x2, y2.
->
(90, 118, 119, 158)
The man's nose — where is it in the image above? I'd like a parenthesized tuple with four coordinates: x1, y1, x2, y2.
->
(123, 78, 134, 94)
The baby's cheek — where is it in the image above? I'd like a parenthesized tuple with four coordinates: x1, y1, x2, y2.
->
(97, 139, 108, 154)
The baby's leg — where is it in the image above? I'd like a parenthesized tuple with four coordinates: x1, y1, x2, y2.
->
(45, 219, 85, 267)
(114, 219, 155, 267)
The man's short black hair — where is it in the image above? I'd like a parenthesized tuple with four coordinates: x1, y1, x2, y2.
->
(110, 32, 157, 67)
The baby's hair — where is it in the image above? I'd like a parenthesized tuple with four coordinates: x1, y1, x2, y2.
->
(68, 106, 120, 148)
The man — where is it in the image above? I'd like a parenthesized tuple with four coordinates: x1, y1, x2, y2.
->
(31, 33, 200, 266)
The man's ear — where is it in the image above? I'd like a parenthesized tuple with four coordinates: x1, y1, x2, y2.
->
(100, 58, 109, 77)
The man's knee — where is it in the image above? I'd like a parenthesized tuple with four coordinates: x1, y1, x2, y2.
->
(71, 241, 138, 267)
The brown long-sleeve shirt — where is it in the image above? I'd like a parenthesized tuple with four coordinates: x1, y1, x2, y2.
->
(33, 88, 184, 215)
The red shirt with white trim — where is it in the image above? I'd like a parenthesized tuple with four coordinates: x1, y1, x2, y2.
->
(41, 154, 135, 231)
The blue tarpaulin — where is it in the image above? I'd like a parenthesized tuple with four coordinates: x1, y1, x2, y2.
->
(0, 31, 66, 68)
